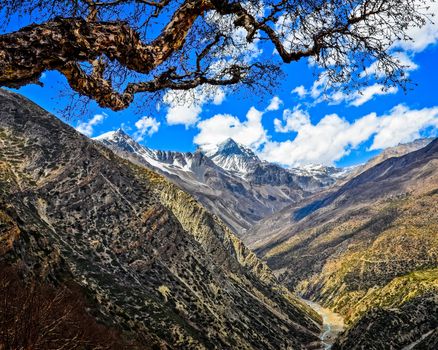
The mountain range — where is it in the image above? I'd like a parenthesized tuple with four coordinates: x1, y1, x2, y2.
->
(1, 87, 437, 349)
(94, 129, 347, 235)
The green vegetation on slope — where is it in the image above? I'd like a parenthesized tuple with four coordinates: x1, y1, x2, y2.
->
(249, 140, 438, 348)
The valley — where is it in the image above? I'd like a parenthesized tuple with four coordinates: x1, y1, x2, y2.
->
(248, 138, 438, 349)
(302, 299, 344, 350)
(0, 88, 437, 349)
(1, 0, 438, 348)
(0, 89, 321, 349)
(91, 124, 438, 349)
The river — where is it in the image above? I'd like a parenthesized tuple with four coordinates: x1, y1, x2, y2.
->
(302, 299, 345, 350)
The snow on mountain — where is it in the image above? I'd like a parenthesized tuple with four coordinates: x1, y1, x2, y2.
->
(290, 163, 354, 182)
(95, 128, 156, 159)
(94, 131, 344, 235)
(95, 129, 204, 177)
(203, 138, 261, 176)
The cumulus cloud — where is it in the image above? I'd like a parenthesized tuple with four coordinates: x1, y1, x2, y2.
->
(308, 78, 398, 107)
(76, 113, 106, 137)
(203, 11, 263, 71)
(165, 102, 202, 127)
(193, 107, 268, 152)
(274, 107, 310, 133)
(261, 105, 438, 166)
(213, 89, 226, 105)
(134, 116, 160, 141)
(299, 1, 436, 108)
(369, 105, 438, 150)
(291, 85, 308, 98)
(262, 112, 370, 166)
(163, 87, 226, 127)
(361, 52, 419, 79)
(310, 75, 328, 100)
(305, 59, 404, 106)
(266, 96, 283, 111)
(191, 96, 437, 166)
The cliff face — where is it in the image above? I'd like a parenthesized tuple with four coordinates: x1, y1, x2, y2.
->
(248, 138, 438, 348)
(0, 89, 320, 349)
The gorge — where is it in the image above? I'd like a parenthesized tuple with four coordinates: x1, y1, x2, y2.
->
(1, 88, 437, 349)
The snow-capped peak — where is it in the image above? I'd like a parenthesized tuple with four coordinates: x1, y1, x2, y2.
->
(94, 128, 129, 142)
(93, 130, 212, 178)
(93, 128, 156, 158)
(203, 138, 260, 175)
(217, 138, 253, 156)
(289, 163, 353, 181)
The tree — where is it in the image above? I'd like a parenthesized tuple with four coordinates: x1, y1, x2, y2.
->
(0, 0, 434, 111)
(0, 263, 149, 349)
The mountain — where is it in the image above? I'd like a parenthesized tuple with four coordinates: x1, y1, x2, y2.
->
(95, 131, 343, 236)
(344, 137, 434, 180)
(290, 164, 353, 187)
(247, 138, 438, 349)
(203, 138, 261, 175)
(0, 89, 322, 349)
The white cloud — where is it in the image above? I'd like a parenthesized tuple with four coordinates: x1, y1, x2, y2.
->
(361, 52, 419, 79)
(166, 103, 202, 127)
(312, 83, 398, 107)
(134, 116, 160, 141)
(163, 87, 226, 128)
(261, 105, 438, 166)
(300, 1, 436, 108)
(76, 113, 106, 137)
(370, 105, 438, 150)
(348, 84, 399, 107)
(163, 90, 203, 127)
(242, 0, 266, 19)
(291, 85, 308, 98)
(204, 11, 263, 66)
(266, 96, 283, 111)
(194, 107, 268, 151)
(191, 97, 437, 166)
(310, 75, 329, 100)
(274, 107, 310, 133)
(394, 1, 438, 52)
(263, 112, 373, 166)
(213, 89, 226, 105)
(120, 122, 133, 132)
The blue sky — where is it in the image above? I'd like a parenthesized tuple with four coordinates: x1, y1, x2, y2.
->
(5, 3, 438, 168)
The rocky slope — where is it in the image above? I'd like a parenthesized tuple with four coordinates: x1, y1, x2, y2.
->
(95, 131, 344, 236)
(344, 137, 434, 181)
(0, 89, 321, 349)
(248, 139, 438, 349)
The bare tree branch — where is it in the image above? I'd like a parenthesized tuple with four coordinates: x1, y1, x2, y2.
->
(0, 0, 433, 112)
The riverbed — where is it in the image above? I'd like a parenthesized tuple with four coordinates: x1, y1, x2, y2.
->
(302, 299, 345, 350)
